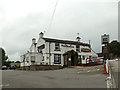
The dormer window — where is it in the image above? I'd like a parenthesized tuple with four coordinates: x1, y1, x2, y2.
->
(55, 43, 60, 51)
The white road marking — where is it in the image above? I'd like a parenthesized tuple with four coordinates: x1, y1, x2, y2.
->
(0, 84, 10, 87)
(97, 69, 100, 71)
(87, 70, 90, 72)
(77, 71, 82, 73)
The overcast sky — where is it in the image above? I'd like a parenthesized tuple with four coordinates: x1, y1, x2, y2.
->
(0, 0, 118, 61)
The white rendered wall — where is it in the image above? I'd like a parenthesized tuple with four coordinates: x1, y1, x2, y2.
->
(39, 40, 98, 66)
(30, 44, 37, 52)
(21, 37, 98, 66)
(20, 52, 43, 66)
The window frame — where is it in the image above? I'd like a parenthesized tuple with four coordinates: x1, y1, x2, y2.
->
(54, 54, 61, 64)
(31, 56, 35, 62)
(78, 55, 81, 62)
(82, 56, 85, 60)
(55, 43, 60, 51)
(76, 45, 80, 52)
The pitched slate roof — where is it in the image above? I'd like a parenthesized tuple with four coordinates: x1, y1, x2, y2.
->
(43, 38, 90, 47)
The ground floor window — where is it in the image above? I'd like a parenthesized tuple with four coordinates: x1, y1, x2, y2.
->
(82, 56, 85, 60)
(78, 55, 81, 61)
(77, 55, 81, 64)
(31, 56, 35, 62)
(54, 54, 61, 64)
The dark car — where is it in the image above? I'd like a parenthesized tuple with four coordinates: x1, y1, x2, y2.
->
(9, 65, 16, 69)
(2, 66, 7, 70)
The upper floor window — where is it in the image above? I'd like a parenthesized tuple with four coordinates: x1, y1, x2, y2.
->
(55, 43, 60, 51)
(76, 45, 80, 52)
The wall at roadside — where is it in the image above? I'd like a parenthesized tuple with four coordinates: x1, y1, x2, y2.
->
(20, 65, 63, 70)
(107, 59, 119, 88)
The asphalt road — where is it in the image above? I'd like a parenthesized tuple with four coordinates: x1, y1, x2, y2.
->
(2, 65, 107, 88)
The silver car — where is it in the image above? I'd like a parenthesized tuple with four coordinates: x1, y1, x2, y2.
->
(2, 66, 7, 70)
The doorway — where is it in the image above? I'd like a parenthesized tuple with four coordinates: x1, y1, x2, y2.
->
(71, 55, 74, 66)
(63, 50, 78, 66)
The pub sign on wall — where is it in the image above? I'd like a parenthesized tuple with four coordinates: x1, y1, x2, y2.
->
(101, 34, 109, 44)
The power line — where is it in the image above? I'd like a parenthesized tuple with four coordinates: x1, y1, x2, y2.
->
(52, 0, 59, 21)
(47, 0, 59, 31)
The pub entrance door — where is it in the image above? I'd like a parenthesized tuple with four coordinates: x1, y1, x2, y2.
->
(63, 50, 78, 67)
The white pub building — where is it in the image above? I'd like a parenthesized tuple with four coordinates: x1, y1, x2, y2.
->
(20, 32, 98, 67)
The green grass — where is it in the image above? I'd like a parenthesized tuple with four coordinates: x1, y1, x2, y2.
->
(113, 57, 120, 59)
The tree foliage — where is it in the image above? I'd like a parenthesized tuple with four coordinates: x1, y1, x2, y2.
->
(107, 40, 120, 57)
(1, 48, 8, 65)
(16, 61, 20, 63)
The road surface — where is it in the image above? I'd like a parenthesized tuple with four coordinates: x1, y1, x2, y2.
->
(2, 65, 107, 88)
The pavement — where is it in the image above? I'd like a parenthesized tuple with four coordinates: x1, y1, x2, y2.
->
(0, 70, 2, 90)
(109, 59, 119, 88)
(2, 65, 107, 88)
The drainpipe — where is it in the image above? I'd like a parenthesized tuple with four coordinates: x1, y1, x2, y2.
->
(23, 54, 25, 70)
(49, 42, 51, 65)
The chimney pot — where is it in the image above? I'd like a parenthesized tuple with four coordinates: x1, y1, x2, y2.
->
(39, 32, 44, 38)
(76, 37, 81, 42)
(32, 38, 36, 44)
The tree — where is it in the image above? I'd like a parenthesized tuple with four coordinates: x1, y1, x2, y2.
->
(16, 61, 20, 63)
(0, 48, 8, 65)
(107, 40, 120, 57)
(4, 61, 11, 67)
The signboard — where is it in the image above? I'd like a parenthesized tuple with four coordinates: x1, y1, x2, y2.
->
(39, 44, 45, 49)
(38, 44, 45, 51)
(95, 58, 101, 62)
(81, 48, 91, 52)
(61, 44, 74, 48)
(101, 34, 109, 44)
(46, 57, 49, 60)
(102, 46, 109, 54)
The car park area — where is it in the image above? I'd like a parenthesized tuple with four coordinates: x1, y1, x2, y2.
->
(2, 65, 107, 88)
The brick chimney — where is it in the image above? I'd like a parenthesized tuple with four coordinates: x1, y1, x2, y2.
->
(39, 32, 44, 38)
(76, 36, 81, 42)
(32, 38, 36, 44)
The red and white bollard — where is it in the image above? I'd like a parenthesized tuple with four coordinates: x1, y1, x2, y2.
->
(104, 59, 108, 74)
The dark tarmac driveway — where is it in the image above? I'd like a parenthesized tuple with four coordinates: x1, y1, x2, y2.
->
(2, 65, 107, 88)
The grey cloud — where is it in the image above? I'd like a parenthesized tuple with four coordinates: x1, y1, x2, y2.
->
(2, 13, 50, 60)
(1, 1, 118, 61)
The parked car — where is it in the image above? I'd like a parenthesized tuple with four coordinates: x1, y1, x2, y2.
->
(9, 65, 16, 69)
(2, 66, 7, 70)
